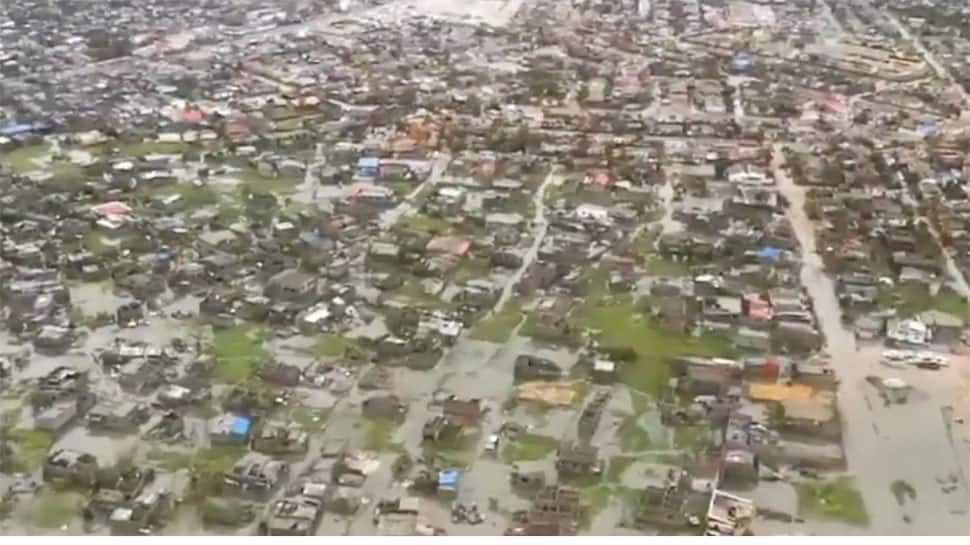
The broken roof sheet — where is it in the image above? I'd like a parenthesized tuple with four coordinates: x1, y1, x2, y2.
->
(426, 236, 471, 256)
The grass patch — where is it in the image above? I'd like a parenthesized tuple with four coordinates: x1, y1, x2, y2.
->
(393, 279, 453, 309)
(796, 477, 869, 526)
(470, 302, 524, 342)
(399, 213, 451, 234)
(311, 334, 366, 361)
(117, 140, 191, 157)
(673, 426, 711, 454)
(388, 180, 417, 197)
(149, 183, 220, 209)
(289, 406, 331, 432)
(1, 144, 48, 172)
(211, 324, 266, 383)
(8, 428, 53, 472)
(928, 287, 970, 320)
(81, 231, 113, 256)
(363, 418, 403, 452)
(619, 415, 652, 453)
(450, 256, 492, 283)
(29, 490, 83, 528)
(641, 452, 686, 466)
(425, 432, 481, 468)
(606, 455, 636, 482)
(646, 256, 691, 277)
(880, 285, 970, 320)
(579, 484, 611, 518)
(239, 167, 300, 194)
(146, 448, 193, 472)
(577, 294, 735, 395)
(500, 432, 559, 463)
(187, 446, 246, 499)
(50, 161, 82, 179)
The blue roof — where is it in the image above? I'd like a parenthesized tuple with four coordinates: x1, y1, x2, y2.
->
(357, 157, 380, 169)
(437, 469, 460, 486)
(0, 123, 36, 136)
(916, 122, 938, 137)
(756, 246, 782, 260)
(230, 416, 252, 436)
(298, 231, 321, 245)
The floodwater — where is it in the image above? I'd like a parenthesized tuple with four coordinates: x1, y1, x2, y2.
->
(771, 144, 970, 535)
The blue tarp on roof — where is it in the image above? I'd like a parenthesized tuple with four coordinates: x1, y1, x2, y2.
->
(916, 122, 938, 137)
(230, 416, 252, 436)
(756, 246, 782, 261)
(0, 123, 36, 136)
(437, 469, 459, 488)
(357, 157, 380, 169)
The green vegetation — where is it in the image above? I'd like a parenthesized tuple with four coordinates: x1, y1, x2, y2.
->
(389, 180, 416, 197)
(289, 406, 331, 432)
(635, 228, 662, 263)
(606, 455, 636, 482)
(673, 425, 711, 454)
(211, 325, 266, 382)
(399, 213, 451, 234)
(880, 285, 970, 320)
(796, 477, 869, 526)
(150, 183, 220, 209)
(450, 256, 492, 283)
(189, 446, 246, 499)
(394, 279, 452, 309)
(312, 334, 366, 362)
(618, 414, 652, 453)
(579, 483, 611, 518)
(81, 231, 112, 256)
(117, 140, 190, 157)
(1, 144, 48, 172)
(239, 167, 300, 194)
(579, 481, 641, 527)
(146, 449, 193, 472)
(500, 432, 559, 463)
(50, 161, 83, 179)
(576, 290, 735, 395)
(363, 418, 403, 452)
(29, 491, 83, 528)
(470, 302, 524, 343)
(149, 446, 244, 499)
(646, 256, 691, 277)
(425, 432, 480, 467)
(7, 428, 53, 472)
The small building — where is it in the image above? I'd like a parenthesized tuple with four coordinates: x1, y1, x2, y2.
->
(634, 469, 693, 529)
(437, 469, 460, 499)
(265, 269, 317, 302)
(261, 495, 325, 536)
(224, 452, 289, 497)
(87, 401, 149, 433)
(108, 490, 173, 535)
(43, 449, 99, 485)
(251, 421, 310, 456)
(209, 414, 253, 445)
(441, 397, 484, 428)
(591, 359, 616, 384)
(555, 441, 602, 477)
(917, 309, 964, 345)
(513, 355, 562, 381)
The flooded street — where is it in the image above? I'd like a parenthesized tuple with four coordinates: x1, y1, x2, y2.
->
(772, 144, 970, 534)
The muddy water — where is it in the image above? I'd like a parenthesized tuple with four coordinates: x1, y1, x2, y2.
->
(773, 144, 970, 534)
